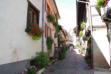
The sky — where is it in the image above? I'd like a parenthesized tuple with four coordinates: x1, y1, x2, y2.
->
(55, 0, 77, 33)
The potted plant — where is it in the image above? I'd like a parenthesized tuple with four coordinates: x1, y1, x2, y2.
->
(81, 45, 85, 51)
(25, 23, 42, 40)
(53, 21, 59, 35)
(58, 45, 68, 60)
(96, 0, 104, 15)
(46, 37, 54, 54)
(96, 0, 104, 9)
(83, 36, 88, 41)
(79, 31, 83, 37)
(80, 21, 85, 30)
(85, 55, 91, 66)
(21, 66, 38, 74)
(47, 13, 54, 23)
(75, 44, 79, 49)
(30, 52, 50, 71)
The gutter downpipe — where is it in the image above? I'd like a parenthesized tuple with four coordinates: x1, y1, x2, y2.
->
(77, 0, 93, 68)
(89, 2, 93, 69)
(42, 0, 45, 52)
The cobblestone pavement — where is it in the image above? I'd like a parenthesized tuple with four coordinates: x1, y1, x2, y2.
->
(43, 49, 93, 74)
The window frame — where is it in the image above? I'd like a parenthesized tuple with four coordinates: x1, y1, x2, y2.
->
(27, 1, 40, 28)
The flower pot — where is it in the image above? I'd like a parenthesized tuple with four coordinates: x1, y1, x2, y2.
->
(32, 36, 39, 40)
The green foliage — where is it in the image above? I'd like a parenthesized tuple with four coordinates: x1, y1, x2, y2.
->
(80, 21, 85, 30)
(21, 66, 38, 74)
(87, 47, 91, 54)
(85, 56, 91, 64)
(55, 13, 58, 21)
(47, 13, 60, 37)
(85, 47, 91, 64)
(46, 37, 54, 53)
(83, 36, 89, 41)
(83, 36, 88, 41)
(56, 25, 60, 33)
(53, 21, 59, 34)
(47, 13, 54, 22)
(32, 36, 39, 40)
(96, 0, 104, 8)
(53, 21, 58, 27)
(79, 31, 83, 37)
(30, 52, 50, 71)
(75, 44, 79, 49)
(25, 23, 42, 40)
(81, 45, 85, 51)
(24, 68, 36, 74)
(58, 45, 68, 60)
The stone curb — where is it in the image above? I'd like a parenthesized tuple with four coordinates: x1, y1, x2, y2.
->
(36, 68, 45, 74)
(94, 71, 111, 74)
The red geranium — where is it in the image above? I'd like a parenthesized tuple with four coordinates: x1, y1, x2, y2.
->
(26, 23, 42, 40)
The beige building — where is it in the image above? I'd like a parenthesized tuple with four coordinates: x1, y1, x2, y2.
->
(59, 26, 68, 45)
(44, 0, 60, 57)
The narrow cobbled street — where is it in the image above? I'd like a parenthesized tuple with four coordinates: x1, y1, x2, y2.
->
(43, 48, 93, 74)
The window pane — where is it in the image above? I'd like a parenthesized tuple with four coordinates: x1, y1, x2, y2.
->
(37, 12, 39, 25)
(26, 2, 40, 30)
(32, 12, 34, 24)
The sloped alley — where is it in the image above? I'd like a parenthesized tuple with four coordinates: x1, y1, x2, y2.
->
(43, 48, 93, 74)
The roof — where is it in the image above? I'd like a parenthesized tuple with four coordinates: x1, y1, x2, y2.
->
(53, 0, 60, 18)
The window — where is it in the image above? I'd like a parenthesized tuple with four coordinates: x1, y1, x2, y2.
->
(25, 2, 43, 40)
(45, 24, 52, 38)
(27, 2, 40, 27)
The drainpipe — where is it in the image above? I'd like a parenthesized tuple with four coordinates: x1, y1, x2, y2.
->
(42, 0, 45, 52)
(77, 0, 93, 68)
(89, 3, 93, 69)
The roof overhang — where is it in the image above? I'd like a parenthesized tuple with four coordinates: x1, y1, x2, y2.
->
(53, 0, 60, 18)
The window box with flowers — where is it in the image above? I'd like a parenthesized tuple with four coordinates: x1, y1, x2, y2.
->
(25, 2, 42, 40)
(25, 23, 42, 40)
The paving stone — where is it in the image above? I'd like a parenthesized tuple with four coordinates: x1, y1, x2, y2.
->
(94, 71, 111, 74)
(43, 49, 93, 74)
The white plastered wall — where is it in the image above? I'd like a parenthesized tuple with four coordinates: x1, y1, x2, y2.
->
(89, 0, 110, 67)
(0, 0, 43, 65)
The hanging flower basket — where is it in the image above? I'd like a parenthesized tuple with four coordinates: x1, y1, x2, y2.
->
(47, 13, 54, 23)
(25, 23, 43, 40)
(96, 0, 104, 9)
(80, 21, 85, 30)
